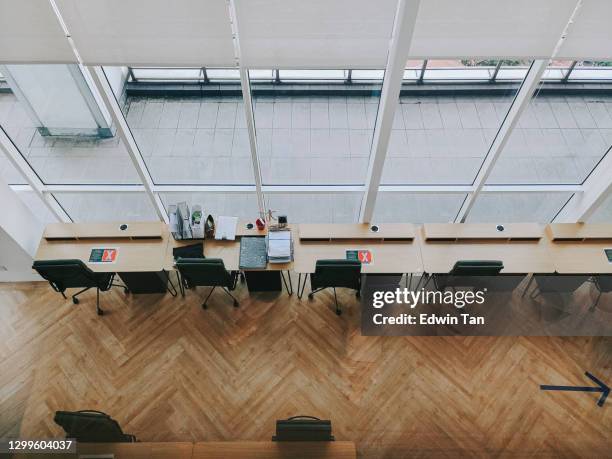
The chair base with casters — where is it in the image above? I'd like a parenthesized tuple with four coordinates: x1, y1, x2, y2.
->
(175, 258, 240, 310)
(307, 286, 360, 316)
(199, 284, 240, 309)
(306, 259, 362, 315)
(33, 259, 128, 316)
(71, 281, 128, 316)
(590, 275, 612, 312)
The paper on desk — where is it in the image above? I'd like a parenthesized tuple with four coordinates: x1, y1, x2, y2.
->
(268, 231, 292, 258)
(215, 216, 238, 240)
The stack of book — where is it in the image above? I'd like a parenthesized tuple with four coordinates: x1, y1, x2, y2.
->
(267, 230, 293, 264)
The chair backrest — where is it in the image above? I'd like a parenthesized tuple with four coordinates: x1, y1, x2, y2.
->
(54, 410, 133, 443)
(33, 259, 98, 292)
(595, 275, 612, 292)
(450, 260, 504, 276)
(534, 274, 588, 293)
(272, 416, 334, 442)
(175, 258, 232, 288)
(312, 259, 361, 290)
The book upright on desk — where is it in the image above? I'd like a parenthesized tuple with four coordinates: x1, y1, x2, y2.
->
(168, 204, 181, 239)
(177, 202, 192, 239)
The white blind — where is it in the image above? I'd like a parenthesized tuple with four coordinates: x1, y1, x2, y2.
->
(557, 0, 612, 60)
(409, 0, 577, 59)
(234, 0, 397, 69)
(0, 0, 75, 63)
(55, 0, 236, 66)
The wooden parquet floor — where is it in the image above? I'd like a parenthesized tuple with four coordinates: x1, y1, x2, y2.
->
(0, 279, 610, 458)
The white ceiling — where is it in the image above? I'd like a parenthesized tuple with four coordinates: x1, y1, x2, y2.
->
(234, 0, 397, 68)
(409, 0, 578, 59)
(557, 0, 612, 60)
(0, 0, 75, 63)
(54, 0, 236, 66)
(1, 0, 610, 67)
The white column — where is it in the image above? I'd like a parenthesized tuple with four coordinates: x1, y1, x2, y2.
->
(229, 0, 266, 218)
(554, 149, 612, 222)
(0, 126, 70, 222)
(239, 68, 266, 217)
(86, 66, 168, 223)
(454, 59, 548, 222)
(0, 174, 46, 281)
(359, 0, 421, 223)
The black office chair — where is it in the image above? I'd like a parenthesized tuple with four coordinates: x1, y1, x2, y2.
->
(54, 410, 136, 443)
(433, 260, 504, 290)
(590, 275, 612, 311)
(308, 259, 361, 315)
(33, 259, 126, 316)
(272, 416, 334, 442)
(529, 274, 589, 300)
(175, 258, 239, 309)
(361, 273, 403, 298)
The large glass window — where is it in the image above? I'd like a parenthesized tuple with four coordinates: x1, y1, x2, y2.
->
(54, 192, 157, 222)
(488, 64, 612, 185)
(159, 192, 259, 219)
(107, 66, 255, 186)
(250, 69, 383, 185)
(467, 192, 573, 223)
(382, 59, 526, 186)
(373, 193, 466, 223)
(265, 193, 361, 223)
(0, 64, 141, 185)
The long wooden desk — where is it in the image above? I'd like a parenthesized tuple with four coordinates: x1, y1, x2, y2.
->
(545, 223, 612, 273)
(420, 223, 555, 274)
(6, 442, 193, 459)
(192, 441, 356, 459)
(293, 223, 423, 274)
(37, 221, 612, 281)
(36, 221, 170, 273)
(7, 441, 356, 459)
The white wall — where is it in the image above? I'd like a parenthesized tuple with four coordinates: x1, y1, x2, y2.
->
(0, 176, 45, 282)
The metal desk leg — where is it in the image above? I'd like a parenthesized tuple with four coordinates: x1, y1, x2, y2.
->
(177, 271, 185, 297)
(413, 273, 425, 291)
(297, 273, 309, 299)
(522, 274, 535, 298)
(164, 270, 178, 297)
(280, 271, 293, 295)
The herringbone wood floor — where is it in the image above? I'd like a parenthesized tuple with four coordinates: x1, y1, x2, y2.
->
(0, 279, 610, 458)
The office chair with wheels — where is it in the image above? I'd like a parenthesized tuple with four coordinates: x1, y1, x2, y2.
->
(54, 410, 136, 443)
(33, 259, 126, 316)
(590, 275, 612, 311)
(529, 274, 588, 300)
(308, 259, 361, 315)
(433, 260, 504, 291)
(175, 258, 240, 309)
(272, 416, 334, 441)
